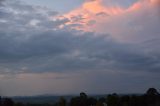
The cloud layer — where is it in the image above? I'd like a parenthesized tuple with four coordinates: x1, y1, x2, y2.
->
(0, 0, 160, 96)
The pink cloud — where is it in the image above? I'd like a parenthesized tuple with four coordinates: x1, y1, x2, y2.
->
(62, 0, 160, 43)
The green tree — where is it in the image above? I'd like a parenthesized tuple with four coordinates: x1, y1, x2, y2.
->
(3, 98, 14, 106)
(96, 101, 103, 106)
(80, 92, 87, 99)
(58, 97, 66, 106)
(146, 88, 159, 96)
(87, 97, 97, 106)
(107, 93, 119, 106)
(70, 92, 88, 106)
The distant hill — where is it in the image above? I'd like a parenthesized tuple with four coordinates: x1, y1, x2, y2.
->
(11, 94, 142, 104)
(12, 95, 73, 104)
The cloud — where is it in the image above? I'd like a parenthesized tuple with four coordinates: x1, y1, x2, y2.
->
(63, 0, 126, 31)
(64, 0, 160, 42)
(0, 0, 4, 3)
(0, 0, 160, 96)
(0, 0, 5, 6)
(0, 0, 159, 74)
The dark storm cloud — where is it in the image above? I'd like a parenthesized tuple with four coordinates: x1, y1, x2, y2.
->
(0, 0, 160, 75)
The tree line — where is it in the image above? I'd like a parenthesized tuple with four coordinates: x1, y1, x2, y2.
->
(0, 88, 160, 106)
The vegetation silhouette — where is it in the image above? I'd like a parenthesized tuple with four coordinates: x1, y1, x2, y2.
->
(0, 88, 160, 106)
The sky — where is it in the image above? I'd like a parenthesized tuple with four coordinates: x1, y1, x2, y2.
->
(0, 0, 160, 96)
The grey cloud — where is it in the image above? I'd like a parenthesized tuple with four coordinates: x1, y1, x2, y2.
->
(1, 32, 159, 74)
(0, 0, 4, 4)
(0, 0, 160, 75)
(96, 12, 109, 17)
